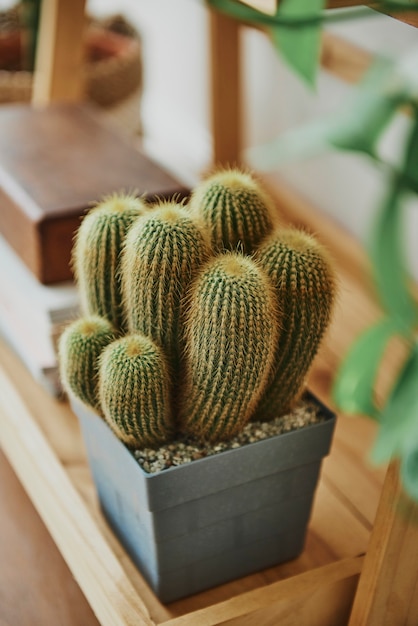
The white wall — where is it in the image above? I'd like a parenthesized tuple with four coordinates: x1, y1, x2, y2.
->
(87, 0, 212, 185)
(71, 3, 418, 278)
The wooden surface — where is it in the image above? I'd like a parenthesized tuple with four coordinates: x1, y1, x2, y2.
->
(0, 173, 400, 626)
(0, 103, 187, 284)
(0, 449, 100, 626)
(348, 461, 418, 626)
(321, 32, 371, 85)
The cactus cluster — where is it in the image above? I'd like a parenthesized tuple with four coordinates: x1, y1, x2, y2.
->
(59, 168, 336, 450)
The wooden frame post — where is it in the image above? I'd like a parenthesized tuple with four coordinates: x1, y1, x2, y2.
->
(32, 0, 86, 105)
(209, 10, 242, 167)
(349, 461, 418, 626)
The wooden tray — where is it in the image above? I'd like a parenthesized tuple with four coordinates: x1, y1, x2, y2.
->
(0, 335, 382, 626)
(0, 179, 389, 625)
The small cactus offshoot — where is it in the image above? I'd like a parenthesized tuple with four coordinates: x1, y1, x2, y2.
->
(58, 315, 116, 412)
(99, 333, 174, 448)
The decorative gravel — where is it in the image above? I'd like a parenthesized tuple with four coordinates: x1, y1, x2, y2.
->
(133, 399, 324, 474)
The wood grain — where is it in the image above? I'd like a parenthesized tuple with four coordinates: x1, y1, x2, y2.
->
(163, 558, 362, 626)
(32, 0, 86, 104)
(321, 32, 371, 85)
(0, 103, 187, 283)
(0, 450, 100, 626)
(348, 462, 418, 626)
(0, 361, 154, 626)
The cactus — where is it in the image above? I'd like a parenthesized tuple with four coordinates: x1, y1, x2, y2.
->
(73, 193, 147, 332)
(253, 228, 337, 421)
(58, 315, 116, 412)
(122, 201, 211, 365)
(189, 168, 275, 254)
(60, 171, 338, 454)
(99, 333, 174, 448)
(179, 252, 279, 442)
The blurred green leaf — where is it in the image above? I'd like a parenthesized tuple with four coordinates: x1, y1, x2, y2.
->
(246, 119, 329, 170)
(206, 1, 418, 28)
(327, 58, 405, 156)
(269, 0, 325, 87)
(332, 319, 399, 418)
(207, 0, 274, 24)
(372, 343, 418, 464)
(369, 185, 418, 331)
(401, 443, 418, 502)
(247, 49, 418, 170)
(402, 113, 418, 193)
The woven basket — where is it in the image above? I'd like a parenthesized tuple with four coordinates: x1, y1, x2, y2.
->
(84, 26, 142, 108)
(0, 24, 143, 124)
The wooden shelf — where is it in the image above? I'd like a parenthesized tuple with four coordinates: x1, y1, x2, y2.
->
(0, 176, 396, 626)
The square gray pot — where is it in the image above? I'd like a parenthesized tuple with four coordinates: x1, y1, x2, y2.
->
(72, 393, 336, 603)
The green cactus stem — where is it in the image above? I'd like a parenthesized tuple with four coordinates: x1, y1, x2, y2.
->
(253, 228, 337, 420)
(179, 252, 279, 442)
(122, 201, 211, 365)
(189, 168, 276, 254)
(73, 193, 147, 332)
(58, 315, 116, 412)
(99, 333, 174, 448)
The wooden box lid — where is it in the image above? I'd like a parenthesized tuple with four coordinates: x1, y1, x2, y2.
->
(0, 103, 188, 284)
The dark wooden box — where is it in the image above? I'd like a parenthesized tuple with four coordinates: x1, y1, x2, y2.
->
(0, 103, 188, 284)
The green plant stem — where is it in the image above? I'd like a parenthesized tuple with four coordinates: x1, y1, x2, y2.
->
(207, 0, 418, 28)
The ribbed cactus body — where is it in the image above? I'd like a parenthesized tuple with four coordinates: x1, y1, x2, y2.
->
(122, 202, 211, 365)
(180, 253, 279, 442)
(189, 169, 275, 254)
(73, 193, 147, 332)
(58, 315, 116, 412)
(253, 228, 336, 421)
(99, 334, 173, 448)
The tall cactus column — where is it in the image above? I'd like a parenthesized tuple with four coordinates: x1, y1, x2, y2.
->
(253, 228, 337, 421)
(122, 202, 212, 367)
(180, 252, 280, 442)
(73, 194, 147, 332)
